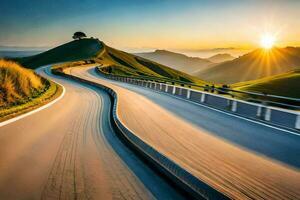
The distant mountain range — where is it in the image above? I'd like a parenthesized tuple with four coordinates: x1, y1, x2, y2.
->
(196, 47, 300, 84)
(135, 50, 235, 75)
(0, 50, 43, 58)
(0, 45, 50, 51)
(207, 53, 235, 63)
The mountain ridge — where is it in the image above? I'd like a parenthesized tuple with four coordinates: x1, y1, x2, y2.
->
(196, 47, 300, 84)
(135, 49, 214, 74)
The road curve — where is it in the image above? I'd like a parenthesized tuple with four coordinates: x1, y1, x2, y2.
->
(68, 66, 300, 200)
(0, 67, 186, 200)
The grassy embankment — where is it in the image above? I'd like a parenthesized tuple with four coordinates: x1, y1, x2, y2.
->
(231, 71, 300, 107)
(0, 59, 62, 121)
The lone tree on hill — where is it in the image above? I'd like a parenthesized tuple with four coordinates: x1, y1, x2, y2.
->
(72, 32, 87, 40)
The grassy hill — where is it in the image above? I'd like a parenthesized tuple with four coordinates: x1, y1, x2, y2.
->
(16, 38, 102, 69)
(93, 43, 206, 85)
(196, 47, 300, 84)
(233, 71, 300, 99)
(17, 38, 206, 85)
(0, 59, 61, 120)
(0, 59, 44, 106)
(135, 49, 213, 74)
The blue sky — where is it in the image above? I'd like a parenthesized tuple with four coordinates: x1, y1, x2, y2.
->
(1, 0, 300, 50)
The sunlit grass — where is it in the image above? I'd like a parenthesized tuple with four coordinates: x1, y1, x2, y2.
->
(233, 71, 300, 99)
(0, 59, 44, 106)
(0, 59, 62, 121)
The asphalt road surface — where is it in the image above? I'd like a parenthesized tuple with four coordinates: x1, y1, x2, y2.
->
(68, 66, 300, 200)
(0, 67, 186, 200)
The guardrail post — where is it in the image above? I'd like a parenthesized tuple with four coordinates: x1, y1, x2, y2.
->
(165, 85, 168, 92)
(295, 115, 300, 129)
(231, 101, 237, 112)
(160, 83, 162, 90)
(187, 90, 191, 99)
(200, 93, 206, 103)
(264, 108, 272, 121)
(256, 106, 262, 117)
(172, 86, 176, 94)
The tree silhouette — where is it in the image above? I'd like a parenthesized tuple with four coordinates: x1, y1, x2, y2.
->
(72, 32, 87, 40)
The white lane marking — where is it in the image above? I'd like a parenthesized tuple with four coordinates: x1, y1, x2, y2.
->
(0, 67, 66, 128)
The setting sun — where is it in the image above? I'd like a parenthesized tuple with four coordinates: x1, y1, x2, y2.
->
(260, 34, 276, 49)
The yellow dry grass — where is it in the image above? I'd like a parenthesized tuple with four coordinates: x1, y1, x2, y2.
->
(0, 59, 44, 107)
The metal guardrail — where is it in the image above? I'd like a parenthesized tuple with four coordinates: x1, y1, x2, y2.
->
(52, 69, 230, 200)
(96, 68, 300, 131)
(98, 67, 300, 110)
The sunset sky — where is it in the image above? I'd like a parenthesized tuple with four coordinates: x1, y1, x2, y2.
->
(1, 0, 300, 51)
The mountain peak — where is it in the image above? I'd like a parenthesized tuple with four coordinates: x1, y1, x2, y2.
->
(207, 53, 235, 63)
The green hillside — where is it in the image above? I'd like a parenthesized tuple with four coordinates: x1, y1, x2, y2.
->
(233, 71, 300, 99)
(17, 38, 102, 69)
(94, 43, 206, 85)
(17, 38, 205, 85)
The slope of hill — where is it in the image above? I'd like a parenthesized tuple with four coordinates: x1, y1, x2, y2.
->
(0, 59, 44, 106)
(233, 71, 300, 99)
(96, 45, 205, 84)
(207, 53, 235, 63)
(18, 38, 206, 85)
(135, 50, 213, 74)
(0, 59, 62, 121)
(196, 47, 300, 84)
(17, 38, 102, 69)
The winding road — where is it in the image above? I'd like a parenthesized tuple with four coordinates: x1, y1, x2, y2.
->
(68, 66, 300, 199)
(0, 67, 186, 200)
(0, 65, 300, 199)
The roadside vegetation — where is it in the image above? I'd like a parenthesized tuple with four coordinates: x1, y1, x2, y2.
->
(0, 59, 62, 121)
(233, 71, 300, 98)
